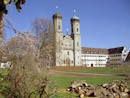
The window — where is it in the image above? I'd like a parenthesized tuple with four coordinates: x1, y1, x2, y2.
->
(64, 60, 65, 64)
(77, 42, 79, 46)
(77, 28, 78, 32)
(67, 52, 69, 55)
(72, 61, 73, 63)
(58, 25, 60, 30)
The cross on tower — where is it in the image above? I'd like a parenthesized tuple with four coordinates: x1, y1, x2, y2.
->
(74, 10, 76, 16)
(56, 6, 58, 13)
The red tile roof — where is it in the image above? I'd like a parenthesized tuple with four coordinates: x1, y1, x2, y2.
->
(82, 47, 108, 54)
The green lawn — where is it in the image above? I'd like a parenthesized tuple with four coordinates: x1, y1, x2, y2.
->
(53, 75, 124, 97)
(0, 68, 127, 98)
(53, 75, 123, 88)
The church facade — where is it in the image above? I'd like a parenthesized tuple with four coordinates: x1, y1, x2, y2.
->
(53, 11, 82, 66)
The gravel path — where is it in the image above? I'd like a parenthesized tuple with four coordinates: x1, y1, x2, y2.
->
(45, 70, 126, 78)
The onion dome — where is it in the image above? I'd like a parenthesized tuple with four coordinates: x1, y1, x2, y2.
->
(71, 10, 79, 20)
(53, 6, 62, 19)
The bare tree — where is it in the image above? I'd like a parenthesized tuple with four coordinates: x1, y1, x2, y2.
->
(32, 18, 54, 67)
(32, 18, 53, 48)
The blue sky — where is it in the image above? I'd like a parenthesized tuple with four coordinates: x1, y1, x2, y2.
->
(5, 0, 130, 50)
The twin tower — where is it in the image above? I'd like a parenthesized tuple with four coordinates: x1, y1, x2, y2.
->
(53, 10, 82, 66)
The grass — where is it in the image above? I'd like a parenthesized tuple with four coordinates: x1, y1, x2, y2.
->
(0, 68, 127, 98)
(52, 75, 125, 97)
(0, 68, 8, 75)
(0, 69, 8, 98)
(53, 75, 124, 88)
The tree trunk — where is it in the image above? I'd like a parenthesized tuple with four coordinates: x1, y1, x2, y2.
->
(0, 1, 4, 63)
(0, 0, 4, 41)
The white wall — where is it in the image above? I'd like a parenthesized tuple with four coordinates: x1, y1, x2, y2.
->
(82, 54, 108, 67)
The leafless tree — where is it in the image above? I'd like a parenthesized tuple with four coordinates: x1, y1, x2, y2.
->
(32, 18, 53, 49)
(31, 18, 54, 67)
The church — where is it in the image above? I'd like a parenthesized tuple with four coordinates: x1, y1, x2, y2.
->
(52, 10, 129, 67)
(53, 10, 82, 66)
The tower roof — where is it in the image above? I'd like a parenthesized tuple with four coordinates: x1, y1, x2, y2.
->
(71, 10, 79, 20)
(53, 6, 62, 19)
(72, 15, 79, 20)
(53, 13, 62, 19)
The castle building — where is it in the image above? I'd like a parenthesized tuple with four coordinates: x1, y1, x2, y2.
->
(52, 10, 129, 67)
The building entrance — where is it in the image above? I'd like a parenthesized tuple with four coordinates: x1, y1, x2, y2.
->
(91, 63, 93, 67)
(66, 58, 70, 66)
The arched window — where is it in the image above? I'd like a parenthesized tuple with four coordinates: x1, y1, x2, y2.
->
(67, 52, 69, 55)
(58, 25, 60, 30)
(77, 28, 78, 32)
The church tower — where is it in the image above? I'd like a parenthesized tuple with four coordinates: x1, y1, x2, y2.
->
(52, 6, 63, 66)
(71, 10, 81, 66)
